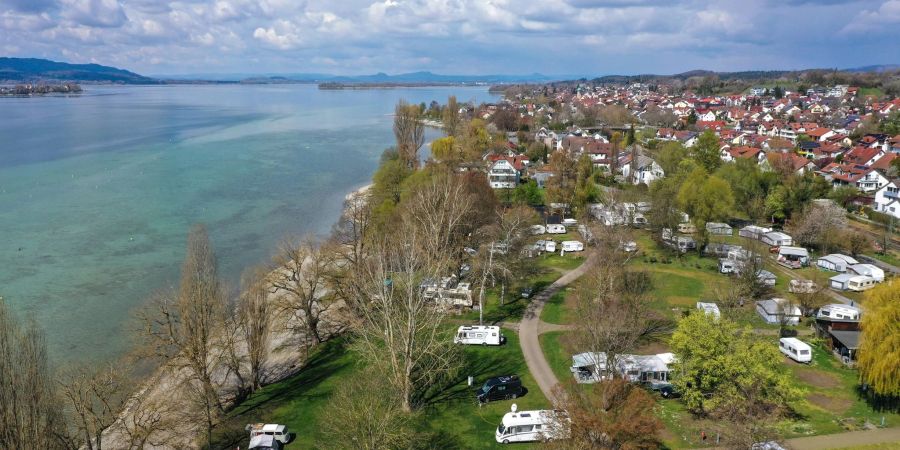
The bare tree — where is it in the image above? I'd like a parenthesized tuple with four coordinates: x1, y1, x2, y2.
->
(329, 189, 374, 319)
(0, 297, 66, 449)
(271, 237, 336, 348)
(134, 224, 226, 445)
(349, 223, 461, 412)
(320, 368, 415, 449)
(787, 200, 847, 250)
(222, 267, 272, 396)
(57, 364, 128, 450)
(115, 389, 180, 450)
(394, 100, 425, 169)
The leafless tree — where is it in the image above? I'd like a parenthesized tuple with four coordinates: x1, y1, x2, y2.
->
(57, 364, 128, 450)
(320, 368, 415, 449)
(329, 190, 374, 319)
(134, 224, 227, 445)
(0, 297, 66, 449)
(787, 200, 847, 250)
(222, 267, 272, 396)
(349, 223, 462, 412)
(394, 100, 425, 169)
(115, 389, 180, 450)
(271, 237, 336, 348)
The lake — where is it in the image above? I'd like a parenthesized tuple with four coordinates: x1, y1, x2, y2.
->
(0, 84, 498, 363)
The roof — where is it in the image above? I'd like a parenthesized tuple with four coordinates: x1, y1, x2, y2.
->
(779, 337, 811, 349)
(829, 273, 856, 283)
(571, 352, 675, 373)
(756, 298, 800, 315)
(830, 330, 860, 350)
(779, 246, 809, 256)
(501, 409, 555, 427)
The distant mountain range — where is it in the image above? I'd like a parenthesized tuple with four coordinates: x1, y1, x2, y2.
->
(0, 57, 157, 84)
(1, 57, 897, 85)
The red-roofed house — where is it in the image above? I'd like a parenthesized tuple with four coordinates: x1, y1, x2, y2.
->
(487, 155, 529, 189)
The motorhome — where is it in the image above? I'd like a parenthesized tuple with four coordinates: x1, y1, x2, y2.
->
(779, 337, 812, 363)
(560, 241, 584, 252)
(454, 325, 504, 346)
(529, 225, 546, 235)
(546, 224, 566, 234)
(246, 424, 291, 446)
(495, 405, 565, 444)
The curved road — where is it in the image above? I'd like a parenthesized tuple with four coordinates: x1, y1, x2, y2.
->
(518, 253, 596, 401)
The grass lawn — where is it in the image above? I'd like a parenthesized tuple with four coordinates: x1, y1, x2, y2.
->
(540, 289, 574, 325)
(538, 331, 575, 383)
(215, 333, 550, 449)
(868, 251, 900, 268)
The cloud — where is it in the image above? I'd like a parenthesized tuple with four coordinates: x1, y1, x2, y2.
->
(0, 0, 896, 76)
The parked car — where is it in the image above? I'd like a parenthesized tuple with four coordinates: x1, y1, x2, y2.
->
(477, 375, 524, 404)
(639, 380, 680, 399)
(246, 424, 292, 445)
(520, 287, 534, 298)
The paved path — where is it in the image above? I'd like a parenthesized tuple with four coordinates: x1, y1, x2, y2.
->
(785, 426, 900, 449)
(518, 253, 596, 401)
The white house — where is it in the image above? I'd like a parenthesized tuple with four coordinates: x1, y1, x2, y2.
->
(488, 158, 524, 189)
(756, 298, 802, 325)
(620, 154, 665, 185)
(872, 179, 900, 219)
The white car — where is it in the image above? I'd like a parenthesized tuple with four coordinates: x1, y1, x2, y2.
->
(247, 424, 291, 445)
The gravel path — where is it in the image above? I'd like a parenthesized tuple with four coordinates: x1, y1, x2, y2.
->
(518, 252, 596, 401)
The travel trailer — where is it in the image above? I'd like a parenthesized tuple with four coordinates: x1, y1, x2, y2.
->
(495, 405, 566, 444)
(562, 218, 578, 226)
(777, 246, 809, 268)
(816, 304, 861, 321)
(529, 225, 546, 235)
(696, 302, 721, 319)
(546, 224, 566, 234)
(779, 337, 812, 363)
(847, 263, 885, 282)
(622, 241, 638, 252)
(454, 325, 504, 346)
(560, 241, 584, 252)
(761, 231, 793, 247)
(535, 240, 556, 253)
(817, 254, 858, 272)
(829, 274, 876, 292)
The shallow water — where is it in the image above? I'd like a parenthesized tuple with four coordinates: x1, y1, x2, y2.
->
(0, 84, 497, 363)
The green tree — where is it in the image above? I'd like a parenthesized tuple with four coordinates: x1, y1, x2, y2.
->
(692, 130, 722, 172)
(670, 312, 803, 415)
(652, 141, 690, 176)
(880, 110, 900, 136)
(677, 168, 734, 227)
(430, 136, 456, 162)
(511, 180, 544, 206)
(858, 280, 900, 398)
(765, 185, 788, 222)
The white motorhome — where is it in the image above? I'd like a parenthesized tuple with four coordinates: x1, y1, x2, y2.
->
(779, 337, 812, 363)
(546, 224, 566, 234)
(247, 424, 291, 445)
(560, 241, 584, 252)
(454, 325, 504, 346)
(495, 405, 565, 444)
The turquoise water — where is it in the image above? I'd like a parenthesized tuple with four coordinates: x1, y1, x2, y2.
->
(0, 84, 497, 363)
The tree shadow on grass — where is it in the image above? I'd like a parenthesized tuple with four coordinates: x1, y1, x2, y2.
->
(212, 338, 352, 449)
(418, 341, 526, 409)
(482, 297, 529, 324)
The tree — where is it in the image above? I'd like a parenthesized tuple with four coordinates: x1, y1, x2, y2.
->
(442, 95, 461, 137)
(0, 297, 65, 449)
(393, 100, 425, 169)
(547, 379, 662, 449)
(677, 167, 734, 252)
(491, 108, 519, 132)
(545, 148, 579, 210)
(234, 268, 272, 392)
(511, 180, 544, 206)
(858, 280, 900, 398)
(652, 141, 689, 176)
(693, 130, 722, 172)
(844, 230, 871, 256)
(609, 131, 623, 178)
(787, 199, 848, 250)
(879, 110, 900, 136)
(670, 313, 802, 416)
(525, 141, 548, 164)
(320, 368, 415, 449)
(135, 224, 226, 445)
(57, 364, 128, 450)
(271, 237, 336, 347)
(828, 185, 860, 209)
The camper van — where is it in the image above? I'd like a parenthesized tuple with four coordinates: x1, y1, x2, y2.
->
(246, 424, 291, 445)
(779, 337, 812, 363)
(476, 375, 524, 403)
(560, 241, 584, 252)
(546, 224, 566, 234)
(454, 325, 504, 346)
(495, 405, 565, 444)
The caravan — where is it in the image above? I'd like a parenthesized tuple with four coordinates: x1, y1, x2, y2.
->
(560, 241, 584, 252)
(779, 337, 812, 363)
(546, 224, 566, 234)
(454, 325, 505, 346)
(495, 405, 566, 444)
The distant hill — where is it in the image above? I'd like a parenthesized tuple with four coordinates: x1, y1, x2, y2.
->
(0, 57, 157, 84)
(844, 64, 900, 73)
(227, 71, 560, 84)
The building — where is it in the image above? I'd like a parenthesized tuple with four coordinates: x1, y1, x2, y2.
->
(570, 352, 675, 384)
(487, 156, 527, 189)
(872, 178, 900, 218)
(815, 304, 861, 366)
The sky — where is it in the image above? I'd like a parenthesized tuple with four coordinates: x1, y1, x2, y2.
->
(1, 0, 899, 77)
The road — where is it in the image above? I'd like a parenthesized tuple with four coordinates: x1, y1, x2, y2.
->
(518, 252, 596, 401)
(785, 426, 900, 449)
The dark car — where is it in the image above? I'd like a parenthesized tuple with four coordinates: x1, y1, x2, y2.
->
(520, 287, 534, 298)
(476, 375, 524, 403)
(640, 380, 680, 399)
